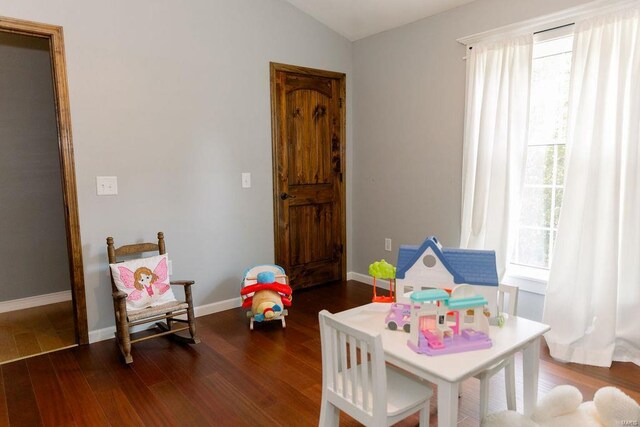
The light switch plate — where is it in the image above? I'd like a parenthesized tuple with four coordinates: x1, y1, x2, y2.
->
(96, 176, 118, 195)
(241, 172, 251, 188)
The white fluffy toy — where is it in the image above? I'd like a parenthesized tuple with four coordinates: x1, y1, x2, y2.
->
(482, 385, 639, 427)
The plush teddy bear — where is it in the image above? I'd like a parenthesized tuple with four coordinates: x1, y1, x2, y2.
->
(482, 385, 639, 427)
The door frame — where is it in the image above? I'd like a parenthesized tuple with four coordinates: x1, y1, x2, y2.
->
(269, 62, 347, 283)
(0, 16, 88, 344)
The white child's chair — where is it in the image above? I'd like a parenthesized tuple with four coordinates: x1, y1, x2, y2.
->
(318, 310, 432, 427)
(474, 284, 520, 421)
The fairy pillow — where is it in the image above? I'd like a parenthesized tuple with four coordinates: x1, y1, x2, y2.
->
(110, 254, 178, 311)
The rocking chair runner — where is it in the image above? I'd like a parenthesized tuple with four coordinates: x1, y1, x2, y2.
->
(107, 232, 199, 364)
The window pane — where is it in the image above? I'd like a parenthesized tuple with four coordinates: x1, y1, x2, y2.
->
(520, 186, 551, 228)
(556, 144, 566, 185)
(524, 145, 555, 185)
(554, 187, 563, 228)
(514, 228, 550, 268)
(510, 33, 572, 272)
(528, 42, 572, 146)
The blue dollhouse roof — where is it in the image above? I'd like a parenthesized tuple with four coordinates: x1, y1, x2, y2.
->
(396, 236, 498, 286)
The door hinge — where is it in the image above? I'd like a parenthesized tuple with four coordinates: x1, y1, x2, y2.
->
(339, 97, 343, 108)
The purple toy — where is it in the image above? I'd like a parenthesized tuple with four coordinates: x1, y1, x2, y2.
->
(406, 286, 492, 356)
(384, 303, 413, 332)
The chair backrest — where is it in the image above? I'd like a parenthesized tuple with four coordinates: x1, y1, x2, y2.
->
(106, 232, 166, 293)
(318, 310, 387, 424)
(497, 283, 519, 316)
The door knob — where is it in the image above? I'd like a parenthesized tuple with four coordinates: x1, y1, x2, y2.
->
(280, 192, 296, 200)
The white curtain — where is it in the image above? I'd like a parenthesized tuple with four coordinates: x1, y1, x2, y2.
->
(543, 7, 640, 367)
(460, 35, 533, 277)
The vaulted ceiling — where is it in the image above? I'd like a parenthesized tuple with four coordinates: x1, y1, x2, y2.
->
(283, 0, 478, 41)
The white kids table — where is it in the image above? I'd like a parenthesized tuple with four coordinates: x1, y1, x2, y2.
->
(334, 303, 550, 427)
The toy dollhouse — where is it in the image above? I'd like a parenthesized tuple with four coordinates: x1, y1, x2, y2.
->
(407, 284, 492, 356)
(395, 236, 499, 316)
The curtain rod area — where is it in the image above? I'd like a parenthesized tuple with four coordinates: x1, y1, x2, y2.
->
(533, 22, 575, 35)
(457, 0, 638, 46)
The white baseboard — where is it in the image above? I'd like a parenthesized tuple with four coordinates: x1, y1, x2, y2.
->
(194, 296, 242, 317)
(88, 296, 242, 344)
(0, 290, 72, 314)
(347, 272, 391, 290)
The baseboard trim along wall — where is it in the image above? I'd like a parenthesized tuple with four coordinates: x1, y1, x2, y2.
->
(347, 272, 391, 290)
(0, 290, 72, 314)
(89, 275, 390, 343)
(88, 296, 243, 343)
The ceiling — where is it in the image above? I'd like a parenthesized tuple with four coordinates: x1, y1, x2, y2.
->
(283, 0, 478, 41)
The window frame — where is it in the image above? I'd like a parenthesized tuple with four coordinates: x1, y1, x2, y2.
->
(503, 25, 574, 294)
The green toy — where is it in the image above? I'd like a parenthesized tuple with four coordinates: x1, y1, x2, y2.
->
(368, 260, 396, 302)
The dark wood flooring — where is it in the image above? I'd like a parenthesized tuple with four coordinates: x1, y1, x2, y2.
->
(0, 280, 638, 426)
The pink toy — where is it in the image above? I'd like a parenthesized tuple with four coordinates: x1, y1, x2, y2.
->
(407, 285, 492, 356)
(384, 303, 412, 332)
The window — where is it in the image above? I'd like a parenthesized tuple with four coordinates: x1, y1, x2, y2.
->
(510, 29, 574, 277)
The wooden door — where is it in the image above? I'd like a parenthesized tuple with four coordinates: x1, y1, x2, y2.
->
(271, 63, 346, 290)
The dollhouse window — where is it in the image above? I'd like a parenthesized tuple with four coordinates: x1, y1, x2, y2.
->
(423, 255, 436, 268)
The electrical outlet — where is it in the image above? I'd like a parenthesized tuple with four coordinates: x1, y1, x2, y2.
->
(385, 238, 392, 251)
(96, 176, 118, 195)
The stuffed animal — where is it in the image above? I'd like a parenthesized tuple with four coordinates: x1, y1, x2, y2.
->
(240, 266, 293, 329)
(482, 385, 640, 427)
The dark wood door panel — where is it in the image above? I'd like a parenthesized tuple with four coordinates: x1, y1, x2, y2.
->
(271, 63, 346, 290)
(288, 183, 334, 204)
(286, 260, 341, 290)
(287, 89, 332, 186)
(289, 203, 334, 266)
(284, 73, 333, 96)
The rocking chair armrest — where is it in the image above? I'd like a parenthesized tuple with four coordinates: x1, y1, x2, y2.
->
(170, 280, 195, 287)
(113, 290, 128, 300)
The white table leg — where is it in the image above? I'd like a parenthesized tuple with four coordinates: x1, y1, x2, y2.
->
(437, 381, 459, 427)
(523, 337, 541, 417)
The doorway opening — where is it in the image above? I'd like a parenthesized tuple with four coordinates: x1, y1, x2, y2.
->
(0, 16, 87, 363)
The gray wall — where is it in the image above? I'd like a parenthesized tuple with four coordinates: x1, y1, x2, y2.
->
(0, 0, 353, 332)
(0, 32, 71, 301)
(351, 0, 594, 321)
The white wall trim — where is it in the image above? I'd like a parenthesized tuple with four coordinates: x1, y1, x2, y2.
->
(193, 296, 242, 317)
(88, 296, 242, 343)
(348, 271, 391, 290)
(457, 0, 639, 46)
(0, 290, 72, 314)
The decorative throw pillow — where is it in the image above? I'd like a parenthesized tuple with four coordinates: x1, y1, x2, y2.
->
(110, 254, 178, 311)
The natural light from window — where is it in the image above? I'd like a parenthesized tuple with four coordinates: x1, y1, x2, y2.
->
(511, 33, 573, 272)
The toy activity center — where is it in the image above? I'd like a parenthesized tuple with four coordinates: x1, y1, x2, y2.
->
(407, 285, 492, 356)
(395, 236, 499, 316)
(380, 235, 500, 356)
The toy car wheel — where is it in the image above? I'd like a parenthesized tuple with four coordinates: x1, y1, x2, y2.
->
(403, 323, 410, 333)
(387, 321, 397, 331)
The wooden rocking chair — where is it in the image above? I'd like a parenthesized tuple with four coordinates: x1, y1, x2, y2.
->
(107, 232, 200, 364)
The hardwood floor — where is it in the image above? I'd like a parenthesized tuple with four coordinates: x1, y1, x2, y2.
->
(0, 280, 638, 426)
(0, 301, 76, 364)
